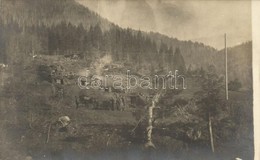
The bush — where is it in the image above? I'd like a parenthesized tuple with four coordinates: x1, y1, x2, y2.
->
(228, 79, 242, 91)
(37, 65, 52, 83)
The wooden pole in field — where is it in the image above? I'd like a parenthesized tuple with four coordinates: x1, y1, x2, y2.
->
(225, 34, 228, 100)
(209, 113, 215, 153)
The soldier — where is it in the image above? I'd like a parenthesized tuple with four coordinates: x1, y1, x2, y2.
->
(113, 93, 118, 110)
(119, 95, 125, 111)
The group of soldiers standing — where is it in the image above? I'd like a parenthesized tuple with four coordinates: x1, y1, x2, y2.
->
(75, 93, 127, 111)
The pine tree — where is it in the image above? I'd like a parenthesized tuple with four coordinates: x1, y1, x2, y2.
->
(195, 65, 225, 153)
(173, 48, 186, 74)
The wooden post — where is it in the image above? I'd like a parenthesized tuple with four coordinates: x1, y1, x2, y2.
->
(209, 113, 215, 153)
(225, 34, 228, 100)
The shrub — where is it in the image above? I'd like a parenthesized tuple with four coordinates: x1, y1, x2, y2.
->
(228, 79, 242, 91)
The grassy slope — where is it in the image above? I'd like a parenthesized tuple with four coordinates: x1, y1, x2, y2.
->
(0, 55, 253, 160)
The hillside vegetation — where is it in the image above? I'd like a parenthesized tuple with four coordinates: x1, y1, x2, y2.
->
(0, 0, 253, 159)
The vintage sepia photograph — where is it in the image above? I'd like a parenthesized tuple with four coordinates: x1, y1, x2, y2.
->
(0, 0, 256, 159)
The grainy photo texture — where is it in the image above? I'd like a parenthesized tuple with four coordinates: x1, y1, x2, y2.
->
(0, 0, 253, 160)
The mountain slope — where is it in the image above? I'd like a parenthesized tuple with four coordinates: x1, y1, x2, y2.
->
(145, 31, 217, 69)
(216, 42, 252, 89)
(0, 0, 252, 89)
(0, 0, 112, 30)
(0, 0, 217, 67)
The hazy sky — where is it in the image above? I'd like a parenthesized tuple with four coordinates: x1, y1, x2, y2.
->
(76, 0, 251, 49)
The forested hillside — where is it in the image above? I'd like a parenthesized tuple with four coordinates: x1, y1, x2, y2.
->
(0, 0, 252, 89)
(216, 42, 252, 89)
(0, 0, 112, 30)
(0, 0, 215, 72)
(0, 0, 253, 159)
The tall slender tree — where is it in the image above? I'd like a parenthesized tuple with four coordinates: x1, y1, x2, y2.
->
(195, 65, 224, 153)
